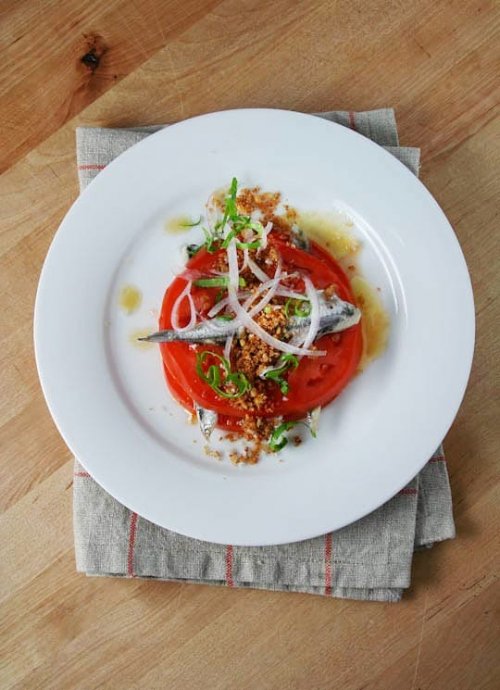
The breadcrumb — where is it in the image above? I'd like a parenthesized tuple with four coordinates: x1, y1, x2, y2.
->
(203, 444, 222, 461)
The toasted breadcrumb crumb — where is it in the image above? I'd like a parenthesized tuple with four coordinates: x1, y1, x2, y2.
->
(203, 444, 222, 460)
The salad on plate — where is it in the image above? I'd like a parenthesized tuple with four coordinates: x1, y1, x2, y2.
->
(141, 178, 386, 463)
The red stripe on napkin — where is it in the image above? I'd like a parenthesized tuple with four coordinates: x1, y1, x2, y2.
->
(399, 487, 418, 496)
(127, 512, 139, 577)
(74, 471, 91, 477)
(225, 545, 234, 587)
(324, 533, 333, 595)
(78, 164, 106, 170)
(348, 111, 357, 130)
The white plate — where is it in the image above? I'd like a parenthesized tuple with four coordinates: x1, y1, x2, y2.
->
(34, 109, 474, 545)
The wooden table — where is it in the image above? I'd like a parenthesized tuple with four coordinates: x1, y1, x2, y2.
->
(1, 1, 499, 688)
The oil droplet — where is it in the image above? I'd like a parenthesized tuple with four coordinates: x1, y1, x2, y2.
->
(164, 215, 200, 234)
(298, 211, 359, 260)
(351, 276, 390, 370)
(129, 328, 154, 350)
(119, 285, 142, 314)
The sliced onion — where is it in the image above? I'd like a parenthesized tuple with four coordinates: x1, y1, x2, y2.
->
(207, 295, 231, 317)
(308, 406, 321, 437)
(207, 291, 251, 318)
(260, 221, 272, 249)
(241, 248, 249, 271)
(227, 241, 240, 290)
(223, 334, 234, 361)
(246, 260, 282, 317)
(275, 287, 307, 300)
(301, 275, 321, 351)
(228, 291, 325, 357)
(246, 255, 271, 283)
(171, 280, 197, 332)
(205, 193, 221, 233)
(226, 241, 325, 356)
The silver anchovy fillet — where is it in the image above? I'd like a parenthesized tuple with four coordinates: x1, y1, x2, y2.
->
(195, 403, 218, 440)
(140, 293, 360, 344)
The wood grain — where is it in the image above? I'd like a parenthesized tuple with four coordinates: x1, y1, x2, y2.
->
(0, 0, 223, 172)
(1, 1, 499, 688)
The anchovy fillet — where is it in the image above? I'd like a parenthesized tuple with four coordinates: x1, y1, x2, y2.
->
(140, 293, 360, 344)
(195, 403, 218, 440)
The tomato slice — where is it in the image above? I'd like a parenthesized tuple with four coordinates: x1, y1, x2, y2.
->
(158, 241, 362, 422)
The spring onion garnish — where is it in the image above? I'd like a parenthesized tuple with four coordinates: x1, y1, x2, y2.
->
(202, 178, 265, 253)
(294, 300, 311, 317)
(202, 226, 220, 253)
(219, 177, 239, 234)
(262, 353, 299, 394)
(179, 216, 202, 228)
(269, 421, 298, 451)
(269, 417, 317, 452)
(284, 298, 311, 318)
(195, 351, 250, 399)
(194, 276, 246, 288)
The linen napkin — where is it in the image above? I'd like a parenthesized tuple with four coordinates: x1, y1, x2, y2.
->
(73, 109, 455, 602)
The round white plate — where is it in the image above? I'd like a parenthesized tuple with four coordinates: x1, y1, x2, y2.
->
(34, 109, 474, 545)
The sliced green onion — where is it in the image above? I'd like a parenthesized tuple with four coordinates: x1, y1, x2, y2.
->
(193, 276, 246, 288)
(221, 228, 238, 248)
(294, 300, 311, 317)
(262, 354, 299, 394)
(216, 314, 234, 321)
(219, 177, 238, 233)
(202, 227, 219, 253)
(280, 353, 300, 367)
(203, 178, 266, 254)
(269, 416, 317, 452)
(235, 239, 261, 250)
(219, 178, 264, 249)
(284, 298, 310, 318)
(235, 219, 263, 249)
(269, 421, 297, 451)
(194, 277, 228, 288)
(179, 216, 202, 228)
(195, 351, 249, 399)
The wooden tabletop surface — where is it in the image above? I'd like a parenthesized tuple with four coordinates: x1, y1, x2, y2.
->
(1, 1, 499, 688)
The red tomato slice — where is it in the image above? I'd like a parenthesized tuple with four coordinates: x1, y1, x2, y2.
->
(159, 241, 362, 421)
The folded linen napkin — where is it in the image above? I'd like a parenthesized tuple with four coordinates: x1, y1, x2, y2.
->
(73, 109, 455, 602)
